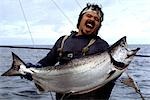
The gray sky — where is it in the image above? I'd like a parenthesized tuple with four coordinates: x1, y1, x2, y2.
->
(0, 0, 150, 45)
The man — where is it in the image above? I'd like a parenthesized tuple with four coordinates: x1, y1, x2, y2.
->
(25, 3, 116, 100)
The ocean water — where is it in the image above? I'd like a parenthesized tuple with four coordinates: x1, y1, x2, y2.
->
(0, 45, 150, 100)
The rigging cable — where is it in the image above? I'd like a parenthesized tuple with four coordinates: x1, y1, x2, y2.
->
(74, 0, 82, 9)
(19, 1, 54, 99)
(18, 0, 35, 45)
(49, 0, 75, 27)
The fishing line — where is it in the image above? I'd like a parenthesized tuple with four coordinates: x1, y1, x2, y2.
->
(50, 92, 55, 100)
(18, 0, 35, 45)
(49, 0, 75, 27)
(18, 0, 41, 63)
(74, 0, 82, 9)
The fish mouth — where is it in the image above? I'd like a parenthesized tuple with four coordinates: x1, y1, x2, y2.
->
(127, 48, 140, 58)
(85, 20, 95, 29)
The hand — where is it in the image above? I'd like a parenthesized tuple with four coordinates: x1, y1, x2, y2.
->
(26, 63, 42, 68)
(20, 62, 42, 81)
(20, 73, 33, 81)
(26, 63, 35, 68)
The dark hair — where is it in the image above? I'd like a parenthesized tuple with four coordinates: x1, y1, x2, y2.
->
(77, 3, 104, 29)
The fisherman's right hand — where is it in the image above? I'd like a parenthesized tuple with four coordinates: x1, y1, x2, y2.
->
(20, 63, 42, 81)
(20, 63, 34, 81)
(20, 73, 33, 81)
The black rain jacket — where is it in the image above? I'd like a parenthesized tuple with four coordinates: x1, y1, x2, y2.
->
(37, 31, 115, 100)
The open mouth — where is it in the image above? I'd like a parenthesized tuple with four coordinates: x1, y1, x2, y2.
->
(85, 20, 95, 29)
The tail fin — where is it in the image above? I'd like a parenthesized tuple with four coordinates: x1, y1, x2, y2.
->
(1, 52, 26, 76)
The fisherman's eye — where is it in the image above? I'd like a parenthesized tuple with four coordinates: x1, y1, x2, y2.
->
(86, 14, 92, 18)
(94, 17, 100, 22)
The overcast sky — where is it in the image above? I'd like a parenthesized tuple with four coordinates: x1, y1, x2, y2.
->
(0, 0, 150, 45)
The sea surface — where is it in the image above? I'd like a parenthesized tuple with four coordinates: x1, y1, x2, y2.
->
(0, 45, 150, 100)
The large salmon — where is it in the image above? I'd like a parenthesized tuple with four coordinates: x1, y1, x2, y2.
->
(1, 36, 140, 94)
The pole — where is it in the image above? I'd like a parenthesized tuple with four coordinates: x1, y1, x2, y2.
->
(0, 45, 150, 57)
(0, 46, 51, 50)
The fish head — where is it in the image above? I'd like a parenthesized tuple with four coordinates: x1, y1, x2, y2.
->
(109, 36, 140, 69)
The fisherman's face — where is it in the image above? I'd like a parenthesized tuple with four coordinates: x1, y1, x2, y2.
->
(78, 11, 101, 36)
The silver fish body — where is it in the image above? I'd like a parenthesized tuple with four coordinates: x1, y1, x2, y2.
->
(1, 36, 140, 94)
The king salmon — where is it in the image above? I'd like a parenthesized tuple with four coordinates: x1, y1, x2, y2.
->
(1, 36, 140, 94)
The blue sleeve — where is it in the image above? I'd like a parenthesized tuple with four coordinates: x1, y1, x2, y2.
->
(37, 36, 65, 67)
